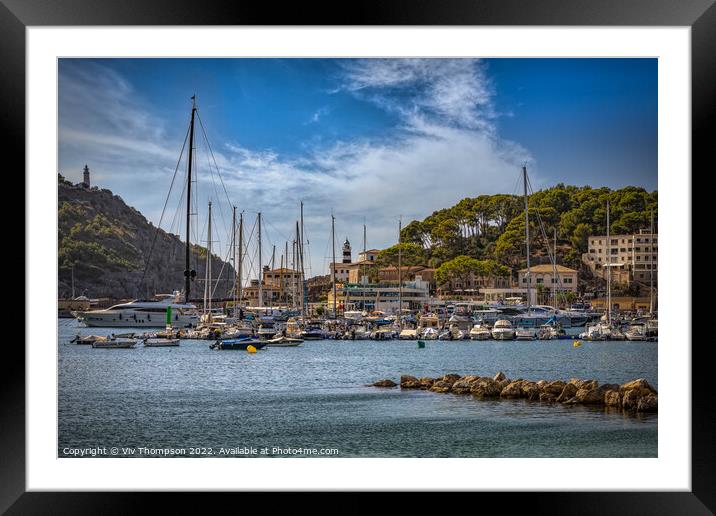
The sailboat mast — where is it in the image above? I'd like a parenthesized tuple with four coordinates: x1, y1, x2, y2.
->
(362, 220, 367, 286)
(296, 220, 303, 316)
(184, 96, 197, 304)
(299, 202, 306, 318)
(204, 201, 212, 313)
(232, 206, 237, 315)
(258, 212, 263, 308)
(649, 209, 654, 315)
(398, 217, 402, 327)
(523, 166, 531, 309)
(238, 212, 243, 310)
(553, 227, 557, 309)
(71, 265, 75, 299)
(331, 213, 336, 318)
(606, 199, 611, 325)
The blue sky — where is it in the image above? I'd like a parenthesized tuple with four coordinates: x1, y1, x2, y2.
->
(58, 58, 657, 280)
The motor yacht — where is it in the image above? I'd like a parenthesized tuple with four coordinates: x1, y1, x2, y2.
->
(78, 293, 199, 328)
(491, 319, 516, 340)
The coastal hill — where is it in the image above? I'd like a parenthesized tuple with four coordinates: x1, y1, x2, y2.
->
(398, 184, 658, 270)
(58, 174, 236, 300)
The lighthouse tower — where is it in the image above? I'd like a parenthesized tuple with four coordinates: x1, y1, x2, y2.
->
(342, 238, 352, 264)
(82, 164, 90, 188)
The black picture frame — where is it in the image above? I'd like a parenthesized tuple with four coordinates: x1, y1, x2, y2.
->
(4, 0, 711, 511)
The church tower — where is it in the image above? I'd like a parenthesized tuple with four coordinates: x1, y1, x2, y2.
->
(342, 238, 352, 263)
(82, 164, 90, 188)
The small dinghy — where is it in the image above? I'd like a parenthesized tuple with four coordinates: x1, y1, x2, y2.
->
(143, 338, 180, 347)
(71, 334, 108, 345)
(264, 336, 303, 347)
(92, 338, 137, 349)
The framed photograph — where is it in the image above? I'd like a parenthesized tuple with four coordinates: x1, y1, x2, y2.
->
(7, 0, 711, 510)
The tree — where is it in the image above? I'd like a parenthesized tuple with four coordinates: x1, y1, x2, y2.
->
(434, 256, 508, 290)
(375, 243, 426, 268)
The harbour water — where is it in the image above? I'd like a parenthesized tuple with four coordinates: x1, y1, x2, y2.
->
(58, 319, 657, 457)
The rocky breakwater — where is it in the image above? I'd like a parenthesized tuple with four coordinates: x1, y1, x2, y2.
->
(370, 373, 657, 414)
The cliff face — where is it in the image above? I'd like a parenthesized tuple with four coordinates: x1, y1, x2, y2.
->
(58, 175, 236, 300)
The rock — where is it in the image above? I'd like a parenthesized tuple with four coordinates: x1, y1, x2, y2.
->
(556, 383, 578, 403)
(497, 379, 511, 390)
(441, 374, 462, 385)
(493, 371, 506, 382)
(621, 389, 640, 410)
(521, 382, 542, 401)
(604, 390, 622, 407)
(451, 376, 480, 394)
(429, 380, 453, 393)
(637, 393, 658, 413)
(470, 378, 502, 398)
(400, 375, 422, 389)
(372, 379, 397, 388)
(544, 380, 567, 396)
(539, 392, 557, 403)
(500, 380, 525, 399)
(573, 387, 605, 405)
(418, 377, 434, 390)
(620, 379, 657, 397)
(569, 378, 598, 390)
(400, 375, 419, 385)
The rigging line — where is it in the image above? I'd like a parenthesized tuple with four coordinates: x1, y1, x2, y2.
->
(210, 235, 234, 300)
(137, 123, 190, 296)
(203, 141, 230, 241)
(195, 110, 234, 211)
(526, 174, 569, 301)
(265, 219, 291, 245)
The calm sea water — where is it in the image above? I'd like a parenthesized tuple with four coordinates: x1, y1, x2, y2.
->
(58, 319, 657, 458)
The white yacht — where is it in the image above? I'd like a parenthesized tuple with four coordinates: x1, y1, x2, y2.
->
(491, 319, 516, 340)
(399, 328, 418, 340)
(469, 323, 492, 341)
(78, 294, 199, 328)
(515, 327, 538, 340)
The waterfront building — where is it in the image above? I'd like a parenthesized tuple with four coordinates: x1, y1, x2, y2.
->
(590, 296, 652, 312)
(242, 266, 302, 305)
(582, 229, 658, 285)
(437, 270, 512, 297)
(348, 259, 377, 284)
(357, 249, 381, 262)
(326, 277, 431, 314)
(480, 287, 532, 306)
(518, 264, 579, 297)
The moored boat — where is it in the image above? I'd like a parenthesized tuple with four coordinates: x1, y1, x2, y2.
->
(469, 324, 492, 341)
(143, 338, 180, 347)
(264, 336, 303, 347)
(210, 338, 268, 350)
(92, 338, 137, 349)
(491, 319, 515, 340)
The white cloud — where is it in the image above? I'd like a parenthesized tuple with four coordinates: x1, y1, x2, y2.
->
(58, 59, 534, 281)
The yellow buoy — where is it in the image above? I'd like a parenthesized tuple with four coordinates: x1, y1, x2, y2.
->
(573, 340, 582, 347)
(247, 345, 257, 353)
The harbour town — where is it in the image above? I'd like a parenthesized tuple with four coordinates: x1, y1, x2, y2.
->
(58, 58, 658, 458)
